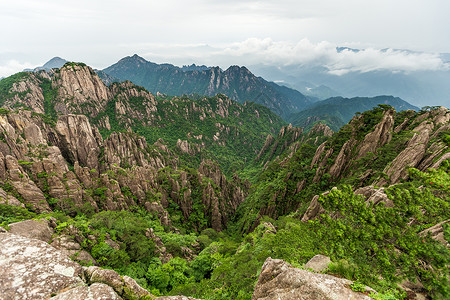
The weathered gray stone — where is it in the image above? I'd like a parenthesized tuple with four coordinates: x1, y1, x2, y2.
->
(355, 186, 393, 207)
(304, 254, 331, 273)
(123, 275, 152, 299)
(0, 232, 84, 299)
(84, 266, 152, 299)
(8, 219, 54, 243)
(52, 283, 122, 300)
(89, 268, 124, 295)
(356, 109, 394, 160)
(0, 187, 24, 208)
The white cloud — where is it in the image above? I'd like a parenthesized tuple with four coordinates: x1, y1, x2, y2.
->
(0, 60, 36, 78)
(213, 38, 450, 75)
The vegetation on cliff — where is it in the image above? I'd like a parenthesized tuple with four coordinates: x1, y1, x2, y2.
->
(0, 65, 448, 299)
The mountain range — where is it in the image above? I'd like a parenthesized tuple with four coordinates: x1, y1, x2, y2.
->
(0, 61, 449, 299)
(288, 95, 419, 131)
(101, 54, 312, 118)
(18, 56, 425, 127)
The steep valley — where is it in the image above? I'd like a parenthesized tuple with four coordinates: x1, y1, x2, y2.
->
(0, 63, 449, 300)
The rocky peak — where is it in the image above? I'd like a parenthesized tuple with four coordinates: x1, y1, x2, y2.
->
(356, 108, 394, 159)
(308, 122, 333, 137)
(110, 80, 158, 126)
(54, 63, 111, 116)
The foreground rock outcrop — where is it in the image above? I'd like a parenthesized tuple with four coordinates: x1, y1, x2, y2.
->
(0, 231, 84, 299)
(252, 257, 375, 300)
(0, 231, 152, 300)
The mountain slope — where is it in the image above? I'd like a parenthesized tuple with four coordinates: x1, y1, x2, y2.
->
(289, 95, 419, 131)
(101, 54, 311, 118)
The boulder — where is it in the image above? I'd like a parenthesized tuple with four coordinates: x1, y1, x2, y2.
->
(252, 257, 375, 300)
(85, 266, 153, 299)
(89, 268, 125, 295)
(304, 254, 331, 273)
(8, 219, 54, 243)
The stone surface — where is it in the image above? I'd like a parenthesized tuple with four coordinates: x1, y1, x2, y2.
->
(252, 257, 375, 300)
(0, 187, 24, 208)
(8, 219, 54, 243)
(356, 109, 394, 159)
(304, 255, 331, 273)
(89, 267, 124, 295)
(55, 64, 111, 117)
(0, 232, 84, 299)
(51, 283, 122, 300)
(51, 235, 97, 265)
(419, 220, 450, 247)
(85, 266, 153, 299)
(355, 186, 393, 207)
(55, 114, 102, 170)
(123, 275, 153, 299)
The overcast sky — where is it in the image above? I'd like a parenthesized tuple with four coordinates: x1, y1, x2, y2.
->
(0, 0, 449, 77)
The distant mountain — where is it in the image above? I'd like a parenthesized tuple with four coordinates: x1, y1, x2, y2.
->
(24, 57, 68, 72)
(94, 69, 121, 86)
(288, 95, 419, 131)
(101, 54, 312, 118)
(181, 64, 210, 72)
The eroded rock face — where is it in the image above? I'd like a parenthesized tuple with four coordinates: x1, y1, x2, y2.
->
(301, 194, 326, 222)
(356, 109, 394, 159)
(381, 122, 433, 185)
(309, 123, 333, 138)
(7, 73, 46, 114)
(0, 187, 24, 208)
(51, 234, 97, 266)
(110, 80, 158, 127)
(198, 160, 248, 231)
(55, 64, 111, 117)
(252, 257, 375, 300)
(0, 232, 84, 299)
(354, 186, 393, 207)
(55, 114, 102, 169)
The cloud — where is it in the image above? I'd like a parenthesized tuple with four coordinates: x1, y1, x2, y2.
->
(0, 60, 36, 78)
(215, 38, 449, 75)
